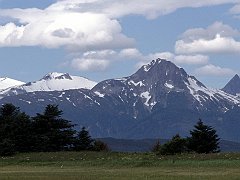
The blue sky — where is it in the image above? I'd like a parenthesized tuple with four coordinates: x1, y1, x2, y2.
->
(0, 0, 240, 88)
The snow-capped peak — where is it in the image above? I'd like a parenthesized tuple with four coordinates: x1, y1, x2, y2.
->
(23, 72, 97, 92)
(0, 72, 97, 98)
(0, 77, 25, 90)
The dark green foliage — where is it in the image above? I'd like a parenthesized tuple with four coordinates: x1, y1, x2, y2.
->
(93, 140, 110, 152)
(0, 138, 15, 156)
(0, 103, 110, 155)
(32, 105, 76, 152)
(151, 140, 161, 153)
(74, 128, 110, 152)
(74, 127, 94, 151)
(0, 104, 33, 155)
(158, 134, 187, 155)
(187, 119, 220, 154)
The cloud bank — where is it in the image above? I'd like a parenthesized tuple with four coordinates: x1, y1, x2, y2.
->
(0, 1, 239, 72)
(175, 22, 240, 54)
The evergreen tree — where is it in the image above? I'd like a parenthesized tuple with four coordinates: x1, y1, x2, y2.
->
(74, 127, 94, 151)
(158, 134, 187, 155)
(92, 140, 109, 152)
(32, 104, 75, 152)
(0, 104, 33, 155)
(187, 119, 220, 153)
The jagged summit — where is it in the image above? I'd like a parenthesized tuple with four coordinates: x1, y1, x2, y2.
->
(42, 72, 73, 80)
(135, 59, 189, 81)
(131, 59, 206, 91)
(222, 74, 240, 96)
(142, 58, 179, 71)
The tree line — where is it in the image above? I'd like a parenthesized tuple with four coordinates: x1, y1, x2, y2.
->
(0, 104, 108, 156)
(0, 103, 220, 156)
(152, 119, 220, 155)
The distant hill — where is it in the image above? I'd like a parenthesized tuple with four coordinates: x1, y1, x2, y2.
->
(98, 138, 240, 153)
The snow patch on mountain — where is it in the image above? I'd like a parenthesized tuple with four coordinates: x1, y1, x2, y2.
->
(129, 80, 145, 87)
(95, 91, 105, 97)
(185, 77, 240, 105)
(165, 82, 174, 89)
(141, 91, 152, 106)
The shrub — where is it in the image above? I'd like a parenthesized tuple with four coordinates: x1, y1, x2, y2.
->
(93, 140, 110, 152)
(158, 134, 187, 155)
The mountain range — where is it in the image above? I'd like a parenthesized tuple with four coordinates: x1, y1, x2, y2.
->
(0, 59, 240, 142)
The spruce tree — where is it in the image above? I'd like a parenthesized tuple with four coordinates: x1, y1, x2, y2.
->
(0, 104, 33, 155)
(187, 119, 220, 153)
(74, 127, 94, 151)
(32, 104, 75, 152)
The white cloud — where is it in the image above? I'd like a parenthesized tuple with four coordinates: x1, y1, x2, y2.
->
(49, 0, 239, 19)
(176, 34, 240, 54)
(82, 50, 117, 59)
(119, 48, 143, 59)
(175, 22, 240, 54)
(70, 48, 142, 71)
(180, 21, 240, 41)
(0, 1, 238, 49)
(0, 1, 239, 72)
(70, 49, 117, 71)
(0, 11, 134, 49)
(195, 64, 236, 76)
(71, 58, 110, 71)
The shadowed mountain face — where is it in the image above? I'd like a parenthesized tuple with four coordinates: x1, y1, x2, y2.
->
(222, 74, 240, 96)
(0, 59, 240, 142)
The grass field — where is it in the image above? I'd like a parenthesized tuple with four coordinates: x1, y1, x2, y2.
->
(0, 151, 240, 180)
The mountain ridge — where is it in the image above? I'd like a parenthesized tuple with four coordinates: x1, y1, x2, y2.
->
(0, 59, 240, 142)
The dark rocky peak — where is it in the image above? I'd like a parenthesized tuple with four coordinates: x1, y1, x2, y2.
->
(92, 59, 209, 101)
(222, 74, 240, 95)
(42, 72, 73, 81)
(129, 59, 190, 89)
(231, 74, 240, 81)
(133, 59, 188, 79)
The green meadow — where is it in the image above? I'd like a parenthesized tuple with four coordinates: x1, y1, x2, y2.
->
(0, 151, 240, 180)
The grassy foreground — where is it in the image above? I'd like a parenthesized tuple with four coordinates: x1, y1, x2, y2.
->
(0, 151, 240, 180)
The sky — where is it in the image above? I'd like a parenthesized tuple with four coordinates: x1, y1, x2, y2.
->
(1, 0, 240, 88)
